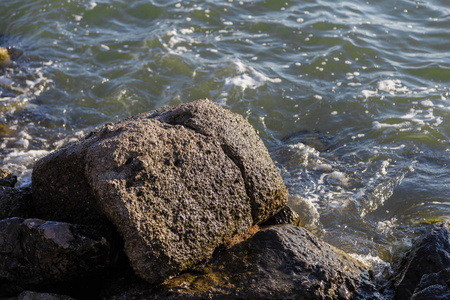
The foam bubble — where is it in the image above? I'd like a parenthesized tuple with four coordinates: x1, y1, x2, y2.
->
(224, 61, 281, 91)
(327, 171, 349, 187)
(100, 44, 110, 51)
(420, 99, 433, 107)
(378, 80, 409, 94)
(87, 0, 97, 10)
(372, 121, 411, 129)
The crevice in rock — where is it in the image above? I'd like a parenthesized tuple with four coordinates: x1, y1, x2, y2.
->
(161, 115, 257, 223)
(220, 143, 256, 222)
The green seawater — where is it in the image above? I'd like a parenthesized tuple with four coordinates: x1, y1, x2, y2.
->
(1, 0, 449, 270)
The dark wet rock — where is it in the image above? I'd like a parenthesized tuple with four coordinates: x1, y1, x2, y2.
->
(32, 136, 107, 224)
(392, 221, 450, 299)
(16, 291, 76, 300)
(106, 225, 381, 300)
(260, 205, 301, 227)
(0, 218, 114, 297)
(0, 186, 33, 220)
(0, 168, 17, 187)
(410, 268, 450, 300)
(32, 99, 287, 284)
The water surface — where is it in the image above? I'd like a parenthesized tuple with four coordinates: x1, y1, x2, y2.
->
(1, 0, 449, 276)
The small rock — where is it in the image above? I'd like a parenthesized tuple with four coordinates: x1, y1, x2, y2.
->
(0, 218, 114, 297)
(411, 268, 450, 300)
(0, 169, 17, 187)
(392, 221, 450, 299)
(260, 205, 301, 227)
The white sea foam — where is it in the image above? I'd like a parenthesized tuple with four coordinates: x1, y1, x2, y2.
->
(86, 0, 97, 10)
(372, 121, 411, 129)
(420, 99, 434, 107)
(2, 149, 51, 187)
(164, 29, 195, 55)
(378, 79, 409, 94)
(179, 27, 194, 35)
(327, 171, 349, 187)
(224, 61, 281, 91)
(362, 89, 377, 98)
(377, 218, 398, 235)
(350, 253, 392, 279)
(100, 44, 110, 51)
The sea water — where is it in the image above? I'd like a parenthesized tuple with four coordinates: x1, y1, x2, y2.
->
(1, 0, 449, 276)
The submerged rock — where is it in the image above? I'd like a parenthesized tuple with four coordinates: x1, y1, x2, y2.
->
(392, 221, 450, 299)
(0, 218, 114, 297)
(32, 99, 288, 284)
(107, 225, 381, 300)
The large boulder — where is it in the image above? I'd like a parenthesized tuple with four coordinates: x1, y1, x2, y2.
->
(392, 221, 450, 299)
(105, 225, 381, 299)
(0, 218, 114, 297)
(32, 99, 288, 283)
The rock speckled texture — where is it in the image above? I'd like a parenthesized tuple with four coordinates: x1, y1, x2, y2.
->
(31, 99, 288, 284)
(86, 117, 252, 283)
(149, 99, 288, 224)
(106, 225, 381, 300)
(393, 221, 450, 299)
(411, 268, 450, 300)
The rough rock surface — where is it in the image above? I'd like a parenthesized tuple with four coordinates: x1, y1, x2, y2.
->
(0, 186, 33, 220)
(260, 205, 301, 227)
(148, 99, 288, 224)
(0, 168, 17, 187)
(393, 221, 450, 299)
(410, 267, 450, 300)
(87, 116, 252, 283)
(106, 225, 381, 300)
(0, 218, 113, 297)
(32, 99, 288, 284)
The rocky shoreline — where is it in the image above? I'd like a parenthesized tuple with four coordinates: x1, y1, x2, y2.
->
(1, 99, 449, 299)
